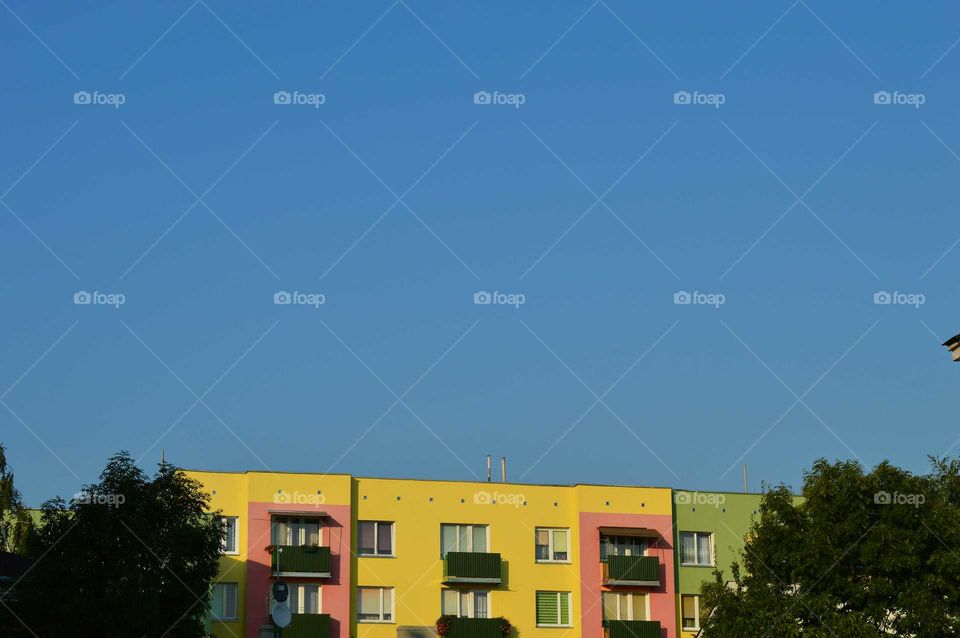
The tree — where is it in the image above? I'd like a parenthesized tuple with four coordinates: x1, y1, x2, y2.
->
(701, 458, 960, 637)
(0, 443, 32, 555)
(13, 452, 223, 638)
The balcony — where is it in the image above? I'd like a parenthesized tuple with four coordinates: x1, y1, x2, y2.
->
(280, 613, 331, 638)
(602, 555, 660, 586)
(605, 620, 661, 638)
(442, 552, 502, 584)
(270, 545, 332, 577)
(445, 618, 504, 638)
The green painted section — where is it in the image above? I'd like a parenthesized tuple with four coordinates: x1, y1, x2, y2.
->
(604, 555, 659, 583)
(443, 551, 502, 581)
(271, 545, 331, 574)
(446, 618, 505, 638)
(605, 620, 661, 638)
(673, 491, 764, 595)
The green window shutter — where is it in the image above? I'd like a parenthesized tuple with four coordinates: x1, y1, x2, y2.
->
(559, 593, 570, 625)
(537, 591, 558, 625)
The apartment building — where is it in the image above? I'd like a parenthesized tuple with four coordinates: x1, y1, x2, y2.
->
(186, 470, 678, 638)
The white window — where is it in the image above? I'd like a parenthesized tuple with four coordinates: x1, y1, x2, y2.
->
(601, 592, 647, 621)
(679, 531, 713, 566)
(272, 516, 321, 547)
(535, 528, 570, 562)
(681, 595, 701, 631)
(289, 583, 322, 614)
(222, 517, 239, 554)
(599, 534, 645, 560)
(358, 521, 394, 556)
(441, 590, 490, 618)
(211, 582, 238, 620)
(440, 524, 488, 556)
(358, 587, 393, 623)
(535, 591, 571, 627)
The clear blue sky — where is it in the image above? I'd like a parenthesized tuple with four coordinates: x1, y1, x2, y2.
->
(3, 1, 960, 506)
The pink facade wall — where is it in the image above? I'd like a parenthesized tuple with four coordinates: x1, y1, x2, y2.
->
(578, 512, 677, 638)
(246, 502, 352, 638)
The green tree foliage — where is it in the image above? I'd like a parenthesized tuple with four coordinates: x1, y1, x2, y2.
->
(12, 452, 223, 638)
(0, 444, 32, 555)
(701, 458, 960, 637)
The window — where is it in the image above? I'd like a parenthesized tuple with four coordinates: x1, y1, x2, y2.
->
(358, 587, 393, 623)
(211, 583, 238, 620)
(272, 517, 321, 547)
(601, 592, 646, 621)
(289, 583, 321, 614)
(222, 517, 239, 554)
(441, 589, 490, 618)
(536, 591, 571, 627)
(359, 521, 394, 556)
(440, 524, 488, 557)
(599, 534, 646, 560)
(681, 595, 701, 631)
(535, 528, 570, 562)
(679, 532, 713, 566)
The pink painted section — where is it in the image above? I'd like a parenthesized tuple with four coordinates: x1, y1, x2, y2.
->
(578, 512, 677, 638)
(246, 502, 352, 638)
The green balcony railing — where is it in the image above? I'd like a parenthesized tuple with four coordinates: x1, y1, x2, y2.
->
(271, 545, 331, 575)
(446, 618, 505, 638)
(603, 555, 660, 585)
(276, 613, 330, 638)
(605, 620, 661, 638)
(442, 552, 502, 583)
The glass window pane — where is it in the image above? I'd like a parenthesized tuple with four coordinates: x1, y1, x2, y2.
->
(377, 523, 392, 555)
(442, 590, 459, 615)
(441, 525, 457, 556)
(304, 520, 320, 546)
(536, 529, 550, 560)
(559, 592, 570, 625)
(211, 585, 224, 617)
(382, 589, 392, 620)
(631, 594, 645, 621)
(602, 593, 617, 620)
(682, 595, 697, 627)
(619, 593, 629, 620)
(680, 532, 695, 564)
(472, 526, 486, 553)
(697, 534, 711, 565)
(359, 588, 379, 619)
(459, 526, 469, 551)
(305, 585, 320, 614)
(553, 530, 568, 559)
(359, 522, 376, 554)
(474, 592, 488, 619)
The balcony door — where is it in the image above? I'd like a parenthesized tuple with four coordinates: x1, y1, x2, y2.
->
(600, 534, 647, 560)
(273, 516, 321, 546)
(440, 524, 488, 557)
(441, 589, 490, 618)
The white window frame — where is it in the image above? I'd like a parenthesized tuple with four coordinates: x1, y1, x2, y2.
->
(358, 521, 395, 557)
(681, 594, 701, 631)
(535, 528, 571, 563)
(211, 582, 238, 621)
(536, 591, 572, 628)
(222, 516, 239, 555)
(601, 592, 648, 622)
(441, 589, 491, 619)
(357, 586, 394, 623)
(440, 523, 490, 556)
(679, 531, 713, 567)
(288, 583, 322, 614)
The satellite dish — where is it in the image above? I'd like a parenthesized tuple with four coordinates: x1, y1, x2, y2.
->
(272, 601, 292, 628)
(273, 581, 290, 604)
